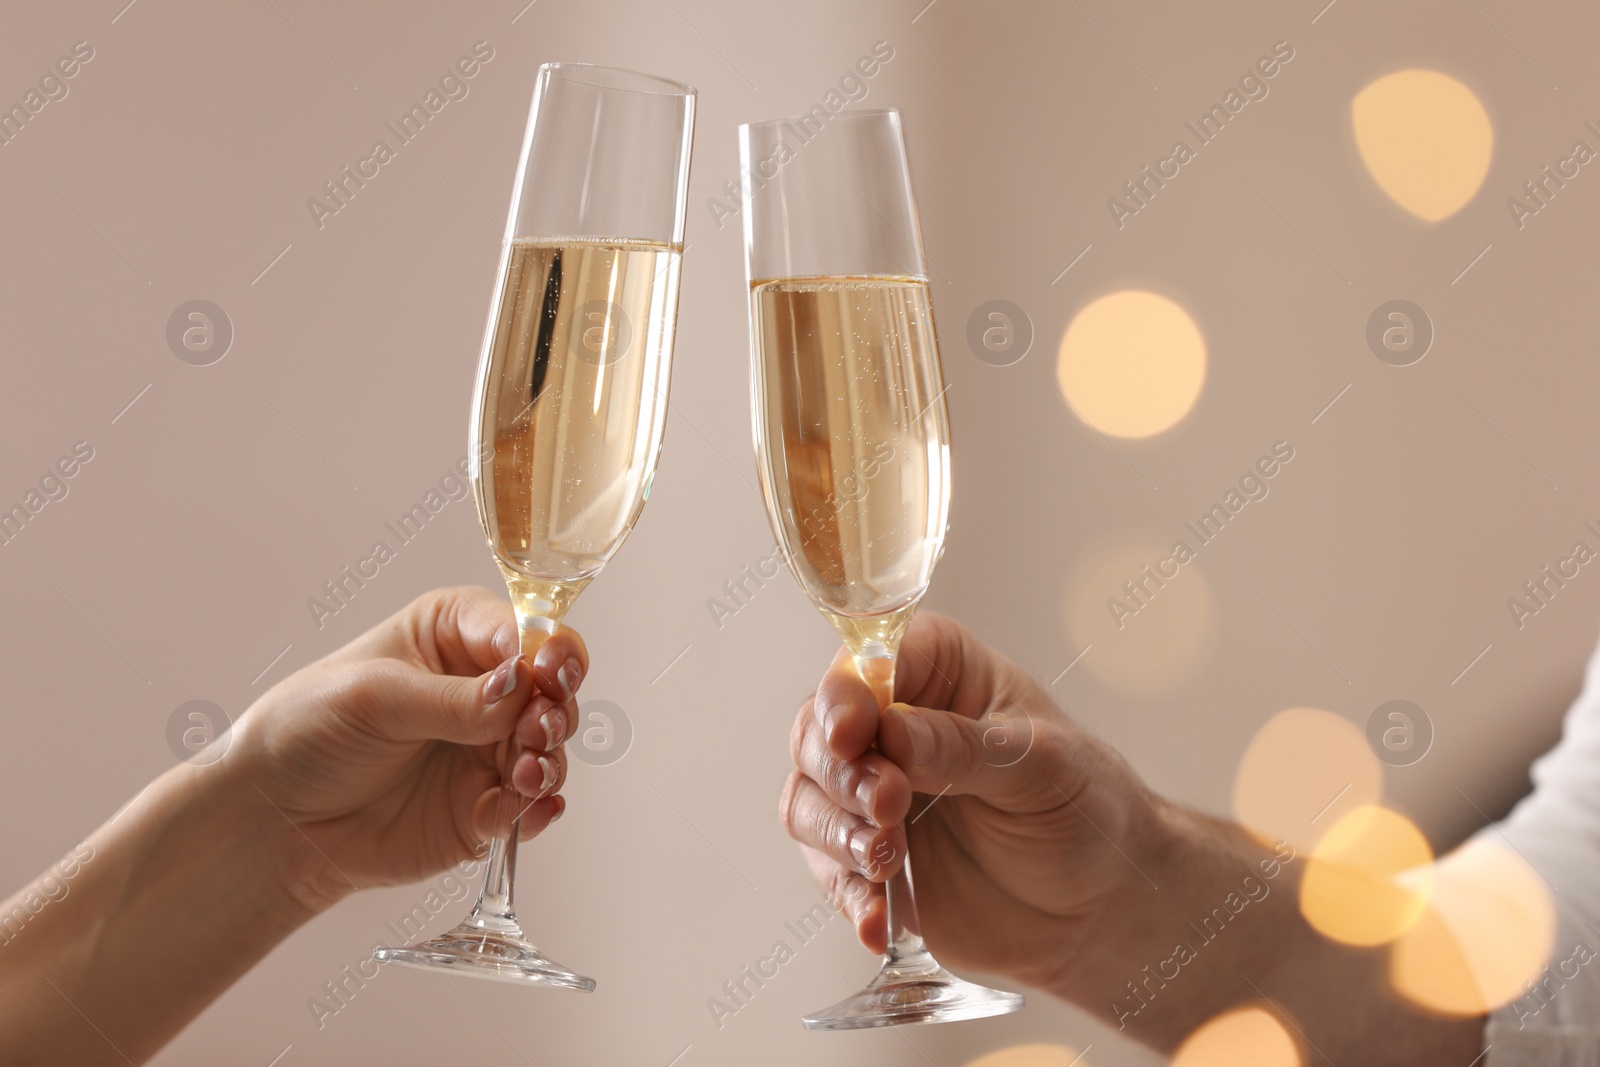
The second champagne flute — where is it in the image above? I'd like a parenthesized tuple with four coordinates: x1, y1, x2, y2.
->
(740, 109, 1025, 1029)
(373, 62, 695, 989)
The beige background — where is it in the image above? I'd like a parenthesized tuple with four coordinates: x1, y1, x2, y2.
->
(3, 0, 1598, 1063)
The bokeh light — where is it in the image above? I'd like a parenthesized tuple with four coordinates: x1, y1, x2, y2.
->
(1056, 290, 1206, 438)
(1065, 536, 1219, 695)
(1172, 1005, 1300, 1067)
(1233, 707, 1382, 853)
(1352, 70, 1493, 221)
(1390, 837, 1556, 1015)
(1298, 804, 1433, 946)
(965, 1044, 1090, 1067)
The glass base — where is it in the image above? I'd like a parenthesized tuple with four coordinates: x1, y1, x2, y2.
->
(373, 916, 595, 992)
(803, 952, 1024, 1030)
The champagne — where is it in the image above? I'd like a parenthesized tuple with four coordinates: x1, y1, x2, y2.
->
(473, 237, 680, 587)
(750, 275, 951, 654)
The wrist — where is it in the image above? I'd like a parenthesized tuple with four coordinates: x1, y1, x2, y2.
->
(1046, 792, 1302, 1048)
(167, 752, 335, 929)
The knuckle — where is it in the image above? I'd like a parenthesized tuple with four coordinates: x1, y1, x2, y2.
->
(818, 803, 852, 857)
(824, 757, 864, 809)
(1022, 720, 1070, 778)
(429, 671, 472, 716)
(955, 717, 990, 780)
(326, 658, 406, 719)
(406, 587, 453, 628)
(782, 776, 853, 859)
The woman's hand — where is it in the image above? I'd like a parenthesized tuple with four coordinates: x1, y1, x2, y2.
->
(0, 585, 593, 1066)
(230, 585, 588, 910)
(779, 610, 1158, 993)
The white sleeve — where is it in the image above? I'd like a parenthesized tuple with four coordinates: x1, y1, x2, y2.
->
(1483, 638, 1600, 1066)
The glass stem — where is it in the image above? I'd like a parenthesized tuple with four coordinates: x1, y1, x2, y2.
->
(852, 644, 932, 970)
(470, 773, 523, 927)
(467, 608, 559, 930)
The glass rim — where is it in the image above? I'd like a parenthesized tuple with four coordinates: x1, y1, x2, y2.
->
(738, 106, 902, 134)
(540, 62, 695, 98)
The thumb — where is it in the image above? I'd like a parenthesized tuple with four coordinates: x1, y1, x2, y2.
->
(334, 654, 531, 747)
(878, 702, 1061, 812)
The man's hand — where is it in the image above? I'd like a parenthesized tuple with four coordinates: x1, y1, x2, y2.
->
(779, 610, 1157, 992)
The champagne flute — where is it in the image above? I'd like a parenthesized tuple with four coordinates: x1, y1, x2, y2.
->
(373, 62, 695, 989)
(741, 109, 1025, 1029)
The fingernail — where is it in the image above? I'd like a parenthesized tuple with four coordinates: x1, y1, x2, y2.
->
(558, 658, 583, 700)
(540, 708, 563, 750)
(817, 698, 838, 740)
(901, 709, 935, 767)
(483, 656, 519, 704)
(537, 754, 558, 796)
(855, 773, 879, 822)
(848, 826, 875, 869)
(550, 795, 566, 823)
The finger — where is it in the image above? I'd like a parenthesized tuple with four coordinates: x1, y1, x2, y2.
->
(892, 610, 1006, 721)
(471, 788, 564, 844)
(329, 654, 534, 746)
(382, 587, 591, 690)
(510, 745, 566, 800)
(410, 586, 522, 676)
(802, 846, 887, 954)
(519, 795, 565, 841)
(431, 586, 589, 694)
(814, 651, 882, 760)
(790, 699, 911, 827)
(448, 760, 501, 847)
(779, 772, 905, 882)
(527, 627, 589, 705)
(878, 702, 1063, 812)
(513, 693, 572, 754)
